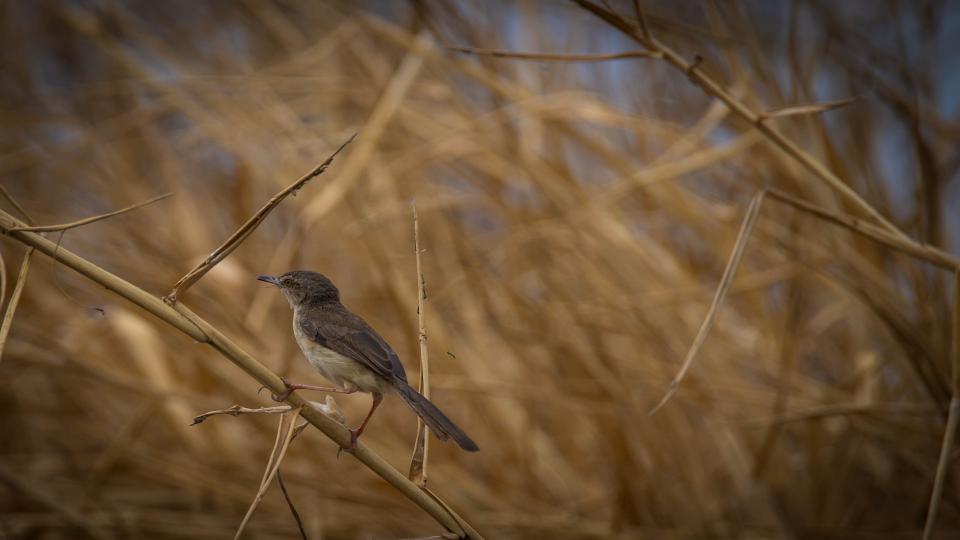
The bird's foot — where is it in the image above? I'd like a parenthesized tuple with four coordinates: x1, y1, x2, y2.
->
(336, 429, 360, 459)
(263, 380, 357, 401)
(267, 377, 296, 402)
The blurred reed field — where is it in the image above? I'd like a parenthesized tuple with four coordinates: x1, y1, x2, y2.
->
(1, 0, 960, 538)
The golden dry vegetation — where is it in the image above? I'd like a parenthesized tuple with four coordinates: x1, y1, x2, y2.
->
(1, 1, 959, 539)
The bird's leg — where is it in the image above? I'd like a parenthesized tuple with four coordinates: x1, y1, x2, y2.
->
(343, 392, 383, 451)
(270, 377, 357, 402)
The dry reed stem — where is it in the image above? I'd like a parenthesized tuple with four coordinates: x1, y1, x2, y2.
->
(649, 191, 764, 414)
(759, 96, 858, 120)
(0, 185, 34, 225)
(0, 252, 6, 313)
(923, 404, 959, 539)
(653, 187, 960, 413)
(765, 189, 960, 270)
(573, 0, 910, 241)
(632, 0, 653, 42)
(165, 133, 356, 304)
(0, 247, 34, 365)
(192, 404, 295, 424)
(954, 272, 960, 399)
(0, 208, 481, 539)
(276, 470, 308, 540)
(922, 270, 960, 540)
(7, 192, 173, 233)
(408, 201, 430, 487)
(0, 189, 35, 365)
(191, 397, 346, 426)
(423, 486, 475, 540)
(446, 45, 659, 62)
(234, 406, 301, 540)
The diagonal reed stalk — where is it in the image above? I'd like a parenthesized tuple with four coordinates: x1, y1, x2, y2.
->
(0, 207, 482, 539)
(0, 247, 33, 365)
(574, 0, 911, 241)
(649, 191, 764, 414)
(922, 270, 960, 540)
(7, 193, 172, 233)
(651, 188, 960, 412)
(165, 134, 356, 304)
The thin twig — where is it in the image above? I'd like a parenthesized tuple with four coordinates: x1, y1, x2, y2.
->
(759, 97, 858, 120)
(395, 534, 460, 540)
(191, 397, 345, 426)
(446, 45, 658, 62)
(650, 192, 764, 414)
(165, 133, 357, 304)
(0, 208, 481, 539)
(922, 270, 960, 540)
(7, 192, 173, 233)
(423, 486, 473, 540)
(0, 247, 33, 365)
(954, 271, 960, 401)
(0, 252, 7, 312)
(408, 201, 430, 487)
(632, 0, 653, 43)
(651, 187, 960, 413)
(765, 189, 959, 270)
(276, 470, 308, 540)
(0, 185, 34, 225)
(191, 404, 294, 425)
(235, 406, 302, 540)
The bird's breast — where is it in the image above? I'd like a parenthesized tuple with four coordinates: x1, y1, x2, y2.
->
(291, 314, 386, 394)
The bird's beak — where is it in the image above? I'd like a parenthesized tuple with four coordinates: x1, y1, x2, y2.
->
(257, 274, 281, 287)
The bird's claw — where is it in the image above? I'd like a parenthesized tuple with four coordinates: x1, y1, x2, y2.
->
(265, 377, 295, 402)
(336, 429, 359, 459)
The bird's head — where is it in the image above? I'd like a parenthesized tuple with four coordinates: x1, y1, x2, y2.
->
(257, 270, 340, 308)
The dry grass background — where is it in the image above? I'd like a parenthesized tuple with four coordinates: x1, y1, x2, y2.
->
(1, 1, 959, 538)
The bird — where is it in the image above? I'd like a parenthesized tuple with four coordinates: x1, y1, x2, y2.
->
(257, 270, 479, 452)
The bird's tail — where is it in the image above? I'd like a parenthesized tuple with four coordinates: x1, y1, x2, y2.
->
(397, 382, 479, 452)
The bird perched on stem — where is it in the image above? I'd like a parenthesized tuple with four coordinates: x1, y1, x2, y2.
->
(258, 270, 479, 452)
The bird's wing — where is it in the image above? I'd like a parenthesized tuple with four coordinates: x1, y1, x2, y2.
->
(300, 314, 407, 383)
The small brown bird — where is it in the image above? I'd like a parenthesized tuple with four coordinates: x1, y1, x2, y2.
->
(258, 270, 479, 452)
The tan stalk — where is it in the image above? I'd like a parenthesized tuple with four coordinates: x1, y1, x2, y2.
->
(446, 46, 659, 62)
(650, 191, 764, 414)
(653, 188, 960, 412)
(0, 252, 7, 313)
(922, 269, 960, 540)
(408, 201, 431, 487)
(574, 0, 909, 241)
(0, 208, 482, 539)
(234, 406, 302, 540)
(191, 397, 346, 426)
(165, 134, 356, 304)
(0, 248, 33, 365)
(8, 193, 172, 233)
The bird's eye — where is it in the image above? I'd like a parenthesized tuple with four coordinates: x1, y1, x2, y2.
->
(281, 278, 292, 286)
